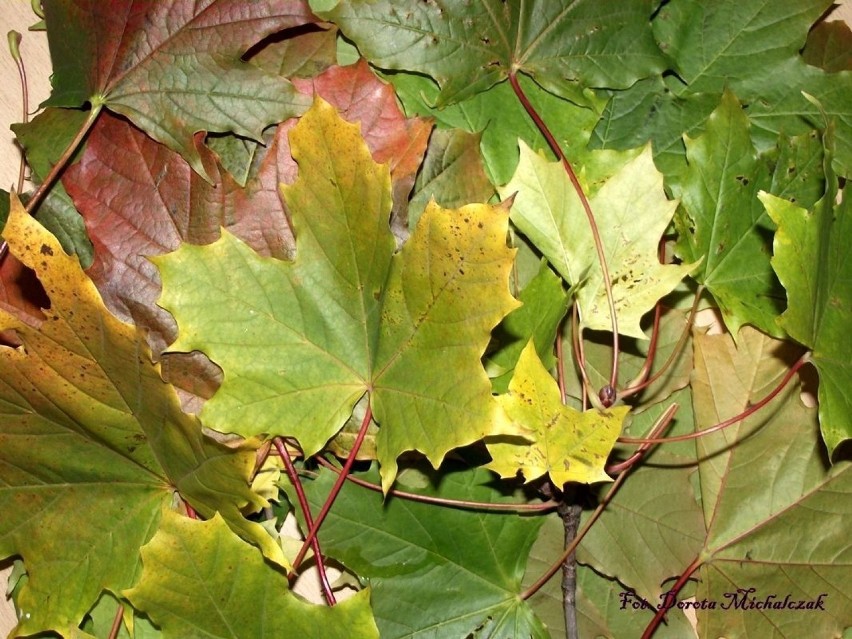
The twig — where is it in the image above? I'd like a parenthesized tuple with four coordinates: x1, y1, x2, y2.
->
(521, 469, 631, 600)
(558, 494, 582, 639)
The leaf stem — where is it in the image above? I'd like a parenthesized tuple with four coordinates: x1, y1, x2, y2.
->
(556, 319, 567, 403)
(314, 456, 558, 513)
(0, 104, 102, 262)
(619, 286, 703, 402)
(291, 401, 374, 572)
(606, 403, 679, 475)
(7, 30, 28, 194)
(619, 352, 810, 445)
(641, 556, 703, 639)
(107, 603, 124, 639)
(508, 72, 620, 391)
(274, 437, 336, 605)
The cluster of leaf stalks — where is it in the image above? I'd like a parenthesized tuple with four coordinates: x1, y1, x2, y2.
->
(0, 0, 849, 639)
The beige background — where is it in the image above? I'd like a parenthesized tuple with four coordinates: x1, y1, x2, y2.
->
(1, 0, 850, 636)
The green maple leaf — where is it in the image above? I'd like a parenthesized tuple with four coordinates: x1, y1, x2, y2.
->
(670, 91, 785, 337)
(156, 98, 519, 490)
(594, 0, 852, 179)
(485, 261, 568, 394)
(0, 198, 276, 637)
(295, 464, 548, 638)
(801, 18, 852, 73)
(390, 72, 620, 187)
(42, 0, 315, 180)
(316, 0, 667, 106)
(759, 136, 851, 456)
(501, 143, 697, 338)
(487, 342, 627, 486)
(126, 510, 379, 639)
(654, 0, 831, 96)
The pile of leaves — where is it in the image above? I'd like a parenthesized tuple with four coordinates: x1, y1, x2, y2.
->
(1, 1, 850, 637)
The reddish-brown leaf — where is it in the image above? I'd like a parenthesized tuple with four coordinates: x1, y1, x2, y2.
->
(293, 60, 433, 240)
(44, 0, 317, 179)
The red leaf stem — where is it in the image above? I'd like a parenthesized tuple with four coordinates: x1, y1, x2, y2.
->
(619, 286, 703, 402)
(556, 319, 568, 404)
(107, 603, 124, 639)
(641, 556, 703, 639)
(571, 304, 590, 410)
(274, 437, 336, 606)
(291, 401, 374, 572)
(606, 403, 679, 475)
(619, 352, 811, 445)
(508, 72, 620, 391)
(315, 457, 559, 513)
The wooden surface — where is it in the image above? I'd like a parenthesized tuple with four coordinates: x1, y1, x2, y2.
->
(0, 1, 850, 637)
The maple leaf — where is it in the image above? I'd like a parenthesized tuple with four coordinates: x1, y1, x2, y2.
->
(501, 143, 697, 338)
(156, 98, 518, 490)
(759, 138, 851, 456)
(0, 198, 279, 637)
(669, 91, 785, 337)
(317, 0, 667, 106)
(42, 0, 317, 179)
(576, 389, 706, 605)
(801, 18, 852, 73)
(578, 328, 852, 635)
(592, 0, 852, 179)
(291, 60, 433, 240)
(688, 328, 852, 636)
(126, 510, 379, 639)
(654, 0, 832, 96)
(389, 67, 631, 188)
(294, 464, 548, 638)
(11, 108, 94, 267)
(486, 343, 627, 486)
(408, 128, 495, 230)
(485, 261, 568, 394)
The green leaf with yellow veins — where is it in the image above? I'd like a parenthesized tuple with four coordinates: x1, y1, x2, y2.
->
(0, 198, 275, 638)
(759, 144, 851, 456)
(157, 98, 518, 491)
(501, 143, 698, 338)
(487, 343, 627, 486)
(126, 510, 379, 639)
